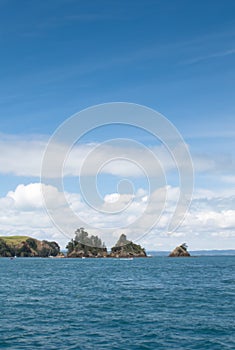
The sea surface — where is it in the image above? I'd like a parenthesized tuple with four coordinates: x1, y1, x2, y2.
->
(0, 256, 234, 349)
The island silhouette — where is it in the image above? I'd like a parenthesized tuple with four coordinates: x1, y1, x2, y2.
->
(0, 229, 146, 258)
(0, 229, 191, 258)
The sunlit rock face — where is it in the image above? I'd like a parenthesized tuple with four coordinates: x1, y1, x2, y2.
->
(169, 244, 190, 257)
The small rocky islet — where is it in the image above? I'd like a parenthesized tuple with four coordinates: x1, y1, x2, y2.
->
(169, 243, 191, 257)
(109, 234, 147, 258)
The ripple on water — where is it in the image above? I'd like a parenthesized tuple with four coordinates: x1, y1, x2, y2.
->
(0, 256, 234, 349)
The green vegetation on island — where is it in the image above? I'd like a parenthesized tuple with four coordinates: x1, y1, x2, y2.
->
(109, 234, 147, 258)
(66, 228, 108, 258)
(0, 232, 194, 259)
(66, 229, 147, 258)
(0, 230, 147, 258)
(0, 236, 62, 257)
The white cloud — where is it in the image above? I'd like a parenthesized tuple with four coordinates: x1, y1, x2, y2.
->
(0, 182, 235, 250)
(7, 183, 66, 210)
(0, 133, 234, 181)
(0, 133, 187, 178)
(104, 193, 120, 203)
(221, 175, 235, 184)
(7, 183, 44, 210)
(0, 134, 46, 177)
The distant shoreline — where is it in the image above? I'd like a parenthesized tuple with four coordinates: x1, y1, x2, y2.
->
(1, 252, 235, 259)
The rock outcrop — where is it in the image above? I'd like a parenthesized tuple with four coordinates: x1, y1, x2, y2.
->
(67, 242, 108, 258)
(66, 229, 147, 258)
(66, 228, 108, 258)
(169, 243, 190, 257)
(0, 236, 61, 257)
(109, 234, 147, 258)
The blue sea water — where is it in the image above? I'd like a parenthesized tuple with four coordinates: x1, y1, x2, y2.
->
(0, 256, 234, 349)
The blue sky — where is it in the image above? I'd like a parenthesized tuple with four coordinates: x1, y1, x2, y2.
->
(0, 0, 235, 249)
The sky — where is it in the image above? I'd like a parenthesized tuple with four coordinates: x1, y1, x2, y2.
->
(0, 0, 235, 250)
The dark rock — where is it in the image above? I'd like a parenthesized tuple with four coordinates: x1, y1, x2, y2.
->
(0, 236, 61, 257)
(169, 243, 190, 257)
(67, 243, 108, 258)
(109, 234, 147, 258)
(66, 230, 147, 258)
(66, 228, 108, 258)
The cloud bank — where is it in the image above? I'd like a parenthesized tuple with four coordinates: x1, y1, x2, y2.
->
(0, 133, 234, 178)
(1, 182, 235, 250)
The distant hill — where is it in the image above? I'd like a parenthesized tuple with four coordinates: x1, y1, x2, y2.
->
(0, 236, 61, 257)
(147, 250, 235, 256)
(190, 250, 235, 256)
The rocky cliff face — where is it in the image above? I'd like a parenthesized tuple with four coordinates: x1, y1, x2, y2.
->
(67, 241, 108, 258)
(0, 236, 61, 257)
(169, 243, 190, 257)
(109, 234, 147, 258)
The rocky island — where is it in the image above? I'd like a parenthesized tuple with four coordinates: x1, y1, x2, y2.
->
(66, 228, 108, 258)
(0, 236, 62, 258)
(169, 243, 191, 257)
(66, 228, 147, 258)
(0, 230, 147, 258)
(109, 234, 147, 258)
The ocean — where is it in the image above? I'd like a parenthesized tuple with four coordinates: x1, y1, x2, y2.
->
(0, 256, 234, 349)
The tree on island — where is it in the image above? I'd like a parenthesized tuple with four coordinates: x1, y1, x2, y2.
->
(66, 230, 147, 258)
(74, 227, 105, 248)
(110, 234, 147, 258)
(0, 236, 61, 257)
(0, 238, 15, 257)
(66, 228, 107, 257)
